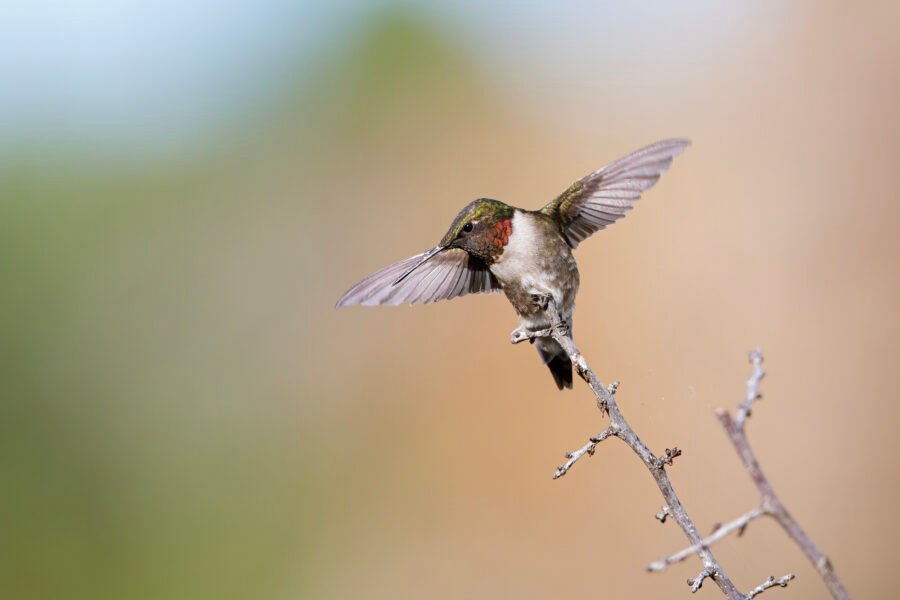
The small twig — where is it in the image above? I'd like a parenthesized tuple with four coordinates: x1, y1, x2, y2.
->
(736, 348, 764, 429)
(655, 447, 683, 469)
(553, 427, 614, 479)
(655, 505, 671, 524)
(717, 350, 852, 600)
(745, 574, 795, 599)
(553, 386, 620, 479)
(647, 506, 766, 572)
(688, 567, 715, 593)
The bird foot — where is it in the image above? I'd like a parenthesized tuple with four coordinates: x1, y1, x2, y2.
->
(552, 320, 570, 337)
(530, 292, 552, 311)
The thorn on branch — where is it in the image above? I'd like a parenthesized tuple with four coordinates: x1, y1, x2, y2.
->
(655, 447, 682, 469)
(687, 568, 715, 593)
(745, 574, 795, 599)
(655, 505, 671, 524)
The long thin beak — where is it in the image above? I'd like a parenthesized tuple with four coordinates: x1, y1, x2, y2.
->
(392, 245, 444, 286)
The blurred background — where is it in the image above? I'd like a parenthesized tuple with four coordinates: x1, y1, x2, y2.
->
(2, 1, 898, 598)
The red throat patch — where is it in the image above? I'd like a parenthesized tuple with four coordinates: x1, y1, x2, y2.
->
(494, 219, 512, 250)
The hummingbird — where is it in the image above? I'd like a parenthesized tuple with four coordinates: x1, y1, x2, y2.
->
(336, 139, 690, 389)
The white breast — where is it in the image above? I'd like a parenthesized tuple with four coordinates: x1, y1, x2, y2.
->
(491, 211, 566, 306)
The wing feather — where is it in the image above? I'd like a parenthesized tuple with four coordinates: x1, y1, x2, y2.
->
(542, 139, 690, 248)
(336, 248, 501, 307)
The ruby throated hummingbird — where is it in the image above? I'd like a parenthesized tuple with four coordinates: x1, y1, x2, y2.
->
(337, 139, 690, 389)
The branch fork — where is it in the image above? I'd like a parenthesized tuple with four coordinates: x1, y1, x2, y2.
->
(512, 300, 850, 599)
(514, 302, 746, 599)
(647, 349, 849, 598)
(688, 567, 716, 593)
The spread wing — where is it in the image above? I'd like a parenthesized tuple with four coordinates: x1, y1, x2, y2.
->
(541, 139, 690, 248)
(335, 248, 501, 307)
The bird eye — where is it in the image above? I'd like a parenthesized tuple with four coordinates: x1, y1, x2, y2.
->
(462, 222, 474, 234)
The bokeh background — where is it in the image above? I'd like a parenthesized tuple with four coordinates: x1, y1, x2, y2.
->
(2, 2, 898, 599)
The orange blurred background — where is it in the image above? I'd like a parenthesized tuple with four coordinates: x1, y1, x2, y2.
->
(2, 2, 898, 599)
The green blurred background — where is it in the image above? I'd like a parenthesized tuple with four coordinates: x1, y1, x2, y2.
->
(2, 2, 898, 598)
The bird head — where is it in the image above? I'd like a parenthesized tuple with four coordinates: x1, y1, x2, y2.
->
(393, 198, 514, 285)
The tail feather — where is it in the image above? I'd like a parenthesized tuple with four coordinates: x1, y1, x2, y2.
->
(535, 337, 574, 391)
(546, 354, 573, 390)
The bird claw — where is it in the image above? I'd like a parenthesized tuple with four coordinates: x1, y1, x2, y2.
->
(530, 293, 552, 311)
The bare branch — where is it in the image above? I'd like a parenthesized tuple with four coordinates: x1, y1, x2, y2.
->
(552, 427, 614, 479)
(520, 310, 850, 599)
(527, 303, 746, 600)
(736, 348, 765, 429)
(745, 574, 795, 599)
(688, 567, 716, 593)
(647, 506, 766, 572)
(716, 350, 852, 600)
